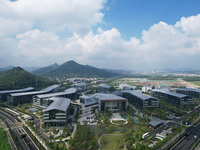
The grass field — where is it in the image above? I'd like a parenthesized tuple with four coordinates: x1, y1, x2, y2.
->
(100, 134, 126, 150)
(0, 125, 11, 150)
(192, 81, 200, 86)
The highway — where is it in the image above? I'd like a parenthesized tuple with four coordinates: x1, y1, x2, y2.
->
(0, 110, 39, 150)
(171, 123, 200, 150)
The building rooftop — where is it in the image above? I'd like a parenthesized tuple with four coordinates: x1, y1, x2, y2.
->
(0, 87, 34, 94)
(123, 90, 157, 100)
(176, 88, 200, 93)
(99, 83, 111, 89)
(71, 82, 86, 87)
(10, 85, 59, 97)
(36, 88, 77, 99)
(152, 89, 188, 98)
(93, 93, 127, 101)
(119, 84, 137, 90)
(43, 97, 71, 112)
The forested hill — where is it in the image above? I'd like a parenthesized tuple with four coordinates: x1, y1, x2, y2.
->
(0, 67, 56, 90)
(31, 63, 58, 75)
(37, 60, 120, 78)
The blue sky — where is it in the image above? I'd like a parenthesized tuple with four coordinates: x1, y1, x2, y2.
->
(102, 0, 200, 40)
(0, 0, 200, 70)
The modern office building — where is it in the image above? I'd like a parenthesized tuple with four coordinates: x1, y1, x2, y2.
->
(176, 88, 200, 99)
(98, 83, 114, 93)
(151, 89, 194, 106)
(43, 97, 71, 127)
(33, 88, 77, 108)
(122, 90, 159, 108)
(0, 87, 34, 102)
(80, 93, 127, 112)
(8, 85, 60, 106)
(71, 82, 87, 92)
(119, 84, 138, 91)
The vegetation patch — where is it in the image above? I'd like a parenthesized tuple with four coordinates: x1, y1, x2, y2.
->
(101, 134, 125, 150)
(0, 126, 11, 150)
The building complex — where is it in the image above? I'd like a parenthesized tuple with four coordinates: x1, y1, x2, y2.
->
(119, 84, 138, 91)
(98, 83, 114, 93)
(8, 85, 60, 106)
(43, 97, 71, 127)
(176, 88, 200, 99)
(0, 87, 34, 102)
(80, 93, 128, 112)
(122, 90, 159, 108)
(151, 89, 194, 106)
(33, 88, 77, 108)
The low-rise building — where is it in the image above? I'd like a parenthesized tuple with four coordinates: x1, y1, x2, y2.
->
(0, 87, 34, 102)
(119, 84, 138, 91)
(43, 97, 71, 127)
(71, 82, 87, 92)
(8, 85, 60, 106)
(98, 83, 114, 93)
(33, 88, 77, 108)
(151, 89, 194, 106)
(80, 93, 128, 112)
(142, 84, 155, 93)
(122, 90, 159, 108)
(176, 88, 200, 99)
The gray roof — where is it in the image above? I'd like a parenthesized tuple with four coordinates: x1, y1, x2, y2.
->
(99, 83, 111, 89)
(176, 88, 200, 93)
(152, 89, 187, 98)
(93, 93, 127, 101)
(0, 87, 34, 94)
(119, 84, 137, 90)
(10, 85, 59, 97)
(64, 88, 77, 93)
(36, 88, 77, 99)
(71, 82, 86, 87)
(43, 97, 71, 112)
(123, 90, 157, 100)
(149, 117, 164, 127)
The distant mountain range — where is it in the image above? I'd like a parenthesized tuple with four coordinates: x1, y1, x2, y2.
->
(0, 67, 55, 90)
(32, 60, 120, 78)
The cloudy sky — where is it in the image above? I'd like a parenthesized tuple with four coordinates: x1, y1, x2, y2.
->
(0, 0, 200, 70)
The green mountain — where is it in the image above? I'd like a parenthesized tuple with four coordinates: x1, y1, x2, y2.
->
(0, 67, 55, 90)
(31, 63, 58, 75)
(40, 60, 119, 78)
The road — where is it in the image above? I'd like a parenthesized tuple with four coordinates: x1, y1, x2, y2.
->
(171, 123, 200, 150)
(0, 110, 39, 150)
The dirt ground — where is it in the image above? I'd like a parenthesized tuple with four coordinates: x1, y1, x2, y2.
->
(118, 78, 200, 88)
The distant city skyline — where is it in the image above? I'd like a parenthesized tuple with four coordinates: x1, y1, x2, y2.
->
(0, 0, 200, 70)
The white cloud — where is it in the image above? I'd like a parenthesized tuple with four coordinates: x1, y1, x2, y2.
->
(0, 0, 106, 36)
(0, 5, 200, 70)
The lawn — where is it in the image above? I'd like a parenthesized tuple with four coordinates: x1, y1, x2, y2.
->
(100, 134, 126, 150)
(0, 126, 11, 150)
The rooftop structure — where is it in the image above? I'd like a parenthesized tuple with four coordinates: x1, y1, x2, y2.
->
(0, 87, 34, 102)
(152, 89, 194, 106)
(71, 82, 87, 91)
(33, 88, 77, 107)
(122, 90, 159, 108)
(176, 88, 200, 98)
(43, 97, 71, 127)
(119, 84, 138, 91)
(7, 85, 60, 106)
(98, 83, 114, 93)
(80, 93, 128, 112)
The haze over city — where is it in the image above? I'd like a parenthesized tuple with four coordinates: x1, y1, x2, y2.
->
(0, 0, 200, 70)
